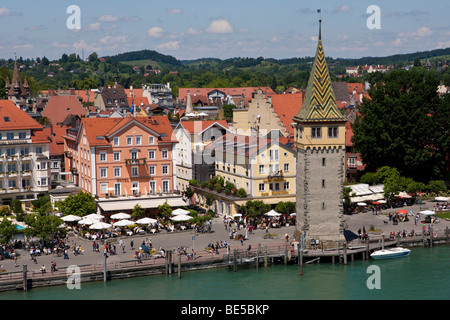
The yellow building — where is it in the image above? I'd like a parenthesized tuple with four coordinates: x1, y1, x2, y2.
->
(193, 130, 296, 217)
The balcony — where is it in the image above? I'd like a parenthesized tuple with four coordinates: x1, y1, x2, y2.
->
(267, 170, 284, 180)
(125, 158, 146, 166)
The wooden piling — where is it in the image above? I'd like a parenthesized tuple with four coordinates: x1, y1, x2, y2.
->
(178, 254, 181, 278)
(233, 249, 237, 272)
(343, 242, 347, 265)
(22, 265, 27, 292)
(430, 226, 433, 248)
(382, 235, 385, 249)
(264, 246, 268, 268)
(299, 248, 303, 276)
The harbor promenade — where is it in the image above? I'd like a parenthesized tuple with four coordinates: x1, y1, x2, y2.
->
(0, 202, 449, 290)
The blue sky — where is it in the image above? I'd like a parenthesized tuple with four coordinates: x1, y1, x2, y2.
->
(1, 0, 449, 61)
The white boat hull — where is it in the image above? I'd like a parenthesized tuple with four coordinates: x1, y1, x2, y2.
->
(370, 247, 411, 260)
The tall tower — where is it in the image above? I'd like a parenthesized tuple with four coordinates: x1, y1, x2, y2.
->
(293, 18, 347, 247)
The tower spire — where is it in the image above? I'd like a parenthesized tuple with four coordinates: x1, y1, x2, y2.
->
(318, 9, 322, 40)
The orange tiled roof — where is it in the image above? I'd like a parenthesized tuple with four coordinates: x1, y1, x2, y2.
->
(0, 100, 43, 131)
(80, 116, 177, 146)
(42, 95, 87, 125)
(179, 120, 229, 135)
(270, 93, 304, 137)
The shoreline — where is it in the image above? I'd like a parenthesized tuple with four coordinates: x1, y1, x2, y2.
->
(1, 201, 449, 293)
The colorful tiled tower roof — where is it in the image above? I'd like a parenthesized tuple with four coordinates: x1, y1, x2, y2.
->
(293, 19, 344, 123)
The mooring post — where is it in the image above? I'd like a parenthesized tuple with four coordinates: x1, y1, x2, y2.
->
(103, 253, 107, 283)
(366, 238, 370, 257)
(446, 226, 449, 244)
(430, 226, 433, 248)
(22, 265, 28, 292)
(168, 250, 172, 274)
(343, 242, 347, 265)
(284, 250, 288, 265)
(382, 235, 385, 249)
(299, 248, 303, 276)
(264, 246, 268, 268)
(178, 253, 181, 278)
(233, 249, 237, 272)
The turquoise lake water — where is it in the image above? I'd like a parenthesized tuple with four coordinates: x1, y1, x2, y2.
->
(0, 245, 448, 300)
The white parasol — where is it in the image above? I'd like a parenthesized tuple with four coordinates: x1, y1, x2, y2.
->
(89, 222, 112, 230)
(113, 219, 135, 227)
(419, 210, 436, 216)
(170, 214, 193, 222)
(172, 208, 190, 216)
(61, 214, 82, 222)
(77, 217, 98, 225)
(136, 217, 157, 225)
(265, 209, 281, 217)
(435, 197, 448, 202)
(111, 212, 131, 220)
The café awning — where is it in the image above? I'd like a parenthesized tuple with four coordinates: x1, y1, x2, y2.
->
(98, 197, 187, 212)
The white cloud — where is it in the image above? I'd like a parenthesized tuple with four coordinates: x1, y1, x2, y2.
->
(86, 21, 101, 31)
(100, 35, 128, 45)
(156, 41, 181, 51)
(98, 15, 119, 22)
(333, 5, 352, 13)
(166, 8, 182, 15)
(73, 40, 101, 53)
(148, 27, 164, 38)
(0, 7, 11, 16)
(187, 27, 203, 35)
(393, 26, 433, 46)
(206, 19, 233, 34)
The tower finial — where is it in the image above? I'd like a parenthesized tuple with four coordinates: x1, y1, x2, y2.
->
(317, 9, 322, 40)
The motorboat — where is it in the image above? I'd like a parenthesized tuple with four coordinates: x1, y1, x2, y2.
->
(370, 247, 411, 260)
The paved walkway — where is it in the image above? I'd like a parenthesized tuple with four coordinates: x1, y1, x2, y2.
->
(1, 200, 448, 274)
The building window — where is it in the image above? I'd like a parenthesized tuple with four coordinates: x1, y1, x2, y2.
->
(35, 147, 42, 154)
(149, 165, 155, 176)
(259, 183, 265, 191)
(348, 157, 357, 169)
(162, 180, 169, 193)
(162, 165, 169, 175)
(136, 135, 142, 145)
(284, 163, 289, 172)
(148, 150, 155, 159)
(322, 158, 326, 166)
(322, 202, 326, 210)
(19, 132, 26, 139)
(284, 181, 290, 190)
(274, 183, 280, 191)
(328, 127, 338, 138)
(127, 136, 133, 146)
(322, 179, 326, 188)
(162, 149, 168, 159)
(131, 151, 138, 159)
(114, 167, 121, 177)
(311, 127, 321, 139)
(100, 152, 106, 162)
(100, 168, 107, 178)
(149, 136, 154, 145)
(131, 166, 138, 177)
(100, 183, 108, 194)
(149, 181, 156, 194)
(8, 180, 17, 188)
(113, 137, 119, 146)
(114, 183, 121, 196)
(7, 132, 14, 140)
(20, 148, 29, 156)
(259, 165, 265, 174)
(113, 152, 120, 161)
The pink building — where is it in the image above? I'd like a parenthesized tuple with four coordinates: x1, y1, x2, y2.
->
(63, 116, 182, 214)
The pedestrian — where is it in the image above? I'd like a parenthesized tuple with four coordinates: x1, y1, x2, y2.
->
(14, 255, 18, 267)
(40, 264, 46, 274)
(130, 240, 134, 250)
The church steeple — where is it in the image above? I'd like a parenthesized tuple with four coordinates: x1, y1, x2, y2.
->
(293, 17, 344, 123)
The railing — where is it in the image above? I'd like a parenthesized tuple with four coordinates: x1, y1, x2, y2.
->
(125, 158, 146, 165)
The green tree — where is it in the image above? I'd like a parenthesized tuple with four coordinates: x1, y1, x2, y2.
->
(426, 180, 447, 194)
(55, 191, 97, 217)
(0, 217, 18, 244)
(24, 214, 62, 242)
(275, 201, 296, 214)
(131, 204, 144, 219)
(352, 69, 447, 182)
(158, 200, 172, 217)
(31, 193, 53, 215)
(240, 200, 270, 219)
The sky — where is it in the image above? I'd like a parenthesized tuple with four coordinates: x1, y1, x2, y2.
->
(1, 0, 449, 61)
